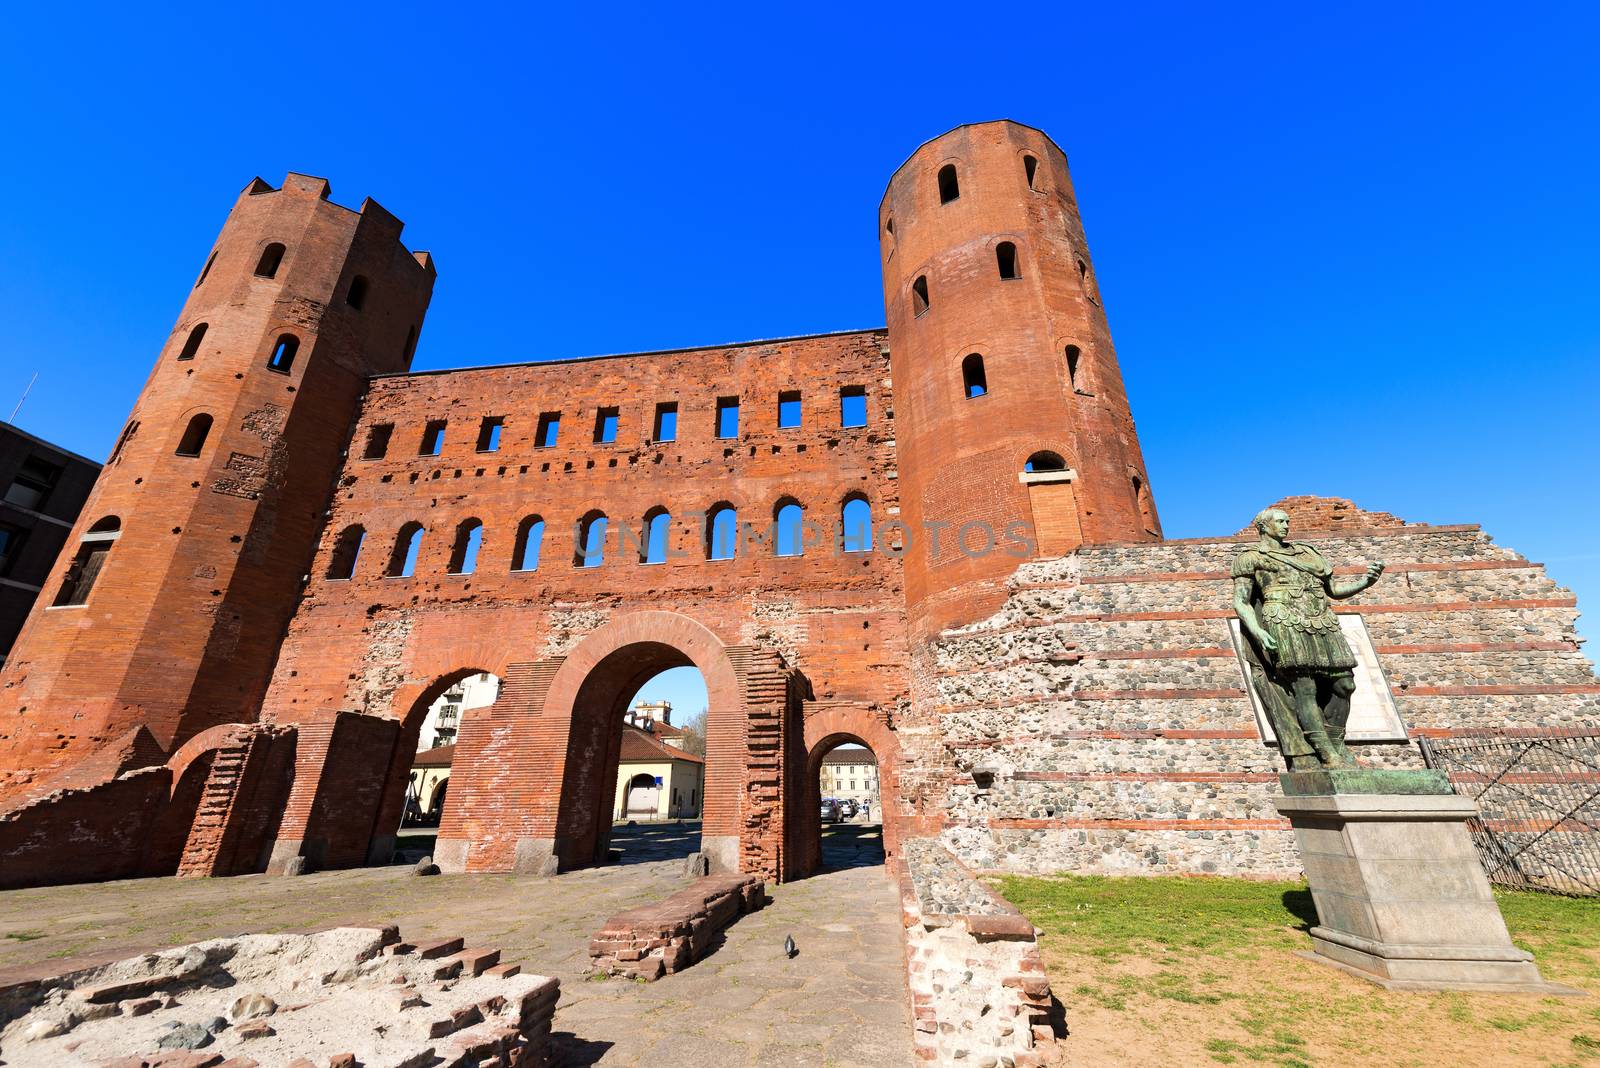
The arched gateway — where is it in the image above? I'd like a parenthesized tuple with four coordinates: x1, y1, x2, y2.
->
(262, 612, 810, 882)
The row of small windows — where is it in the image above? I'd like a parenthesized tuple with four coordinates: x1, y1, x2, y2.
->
(328, 496, 877, 580)
(363, 389, 870, 460)
(193, 240, 370, 312)
(958, 344, 1086, 401)
(909, 240, 1084, 318)
(174, 322, 300, 374)
(885, 154, 1042, 236)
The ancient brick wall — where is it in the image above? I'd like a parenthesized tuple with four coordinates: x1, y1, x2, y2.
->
(925, 517, 1600, 876)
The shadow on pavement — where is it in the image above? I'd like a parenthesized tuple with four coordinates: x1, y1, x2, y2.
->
(821, 822, 886, 870)
(609, 820, 703, 864)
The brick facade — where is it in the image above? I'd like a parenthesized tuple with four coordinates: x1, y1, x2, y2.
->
(0, 122, 1593, 893)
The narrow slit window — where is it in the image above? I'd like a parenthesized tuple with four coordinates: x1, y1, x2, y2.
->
(938, 165, 960, 204)
(912, 276, 929, 316)
(778, 391, 802, 429)
(364, 423, 393, 459)
(268, 334, 299, 373)
(476, 417, 504, 452)
(653, 402, 677, 443)
(840, 386, 866, 427)
(175, 414, 212, 457)
(420, 420, 446, 456)
(448, 519, 483, 574)
(1065, 345, 1085, 392)
(254, 243, 286, 278)
(996, 242, 1019, 280)
(1024, 154, 1038, 189)
(346, 275, 369, 309)
(962, 354, 988, 398)
(594, 407, 619, 444)
(716, 398, 739, 439)
(195, 251, 217, 289)
(536, 412, 560, 448)
(178, 322, 207, 361)
(388, 522, 424, 577)
(109, 420, 140, 465)
(327, 525, 365, 580)
(512, 516, 545, 571)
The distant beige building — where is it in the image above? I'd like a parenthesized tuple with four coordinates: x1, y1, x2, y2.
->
(821, 747, 879, 813)
(614, 723, 704, 820)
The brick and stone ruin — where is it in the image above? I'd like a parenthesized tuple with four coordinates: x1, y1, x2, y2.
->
(589, 872, 765, 980)
(0, 926, 557, 1066)
(0, 120, 1594, 1064)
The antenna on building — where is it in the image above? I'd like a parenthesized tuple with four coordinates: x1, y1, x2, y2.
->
(9, 372, 38, 423)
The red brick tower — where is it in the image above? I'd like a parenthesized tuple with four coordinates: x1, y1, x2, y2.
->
(881, 121, 1159, 636)
(0, 174, 435, 796)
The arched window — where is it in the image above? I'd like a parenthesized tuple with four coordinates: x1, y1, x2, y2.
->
(254, 243, 286, 278)
(912, 276, 930, 316)
(175, 414, 212, 457)
(774, 499, 803, 557)
(109, 420, 140, 465)
(512, 516, 545, 572)
(346, 275, 369, 309)
(642, 508, 671, 564)
(1024, 154, 1038, 189)
(1024, 451, 1067, 473)
(195, 251, 217, 289)
(962, 354, 988, 399)
(938, 164, 960, 204)
(706, 503, 738, 561)
(1065, 344, 1083, 391)
(178, 322, 207, 361)
(54, 516, 120, 607)
(388, 522, 424, 577)
(327, 524, 365, 580)
(268, 334, 299, 373)
(841, 495, 873, 553)
(448, 518, 483, 574)
(575, 511, 607, 568)
(996, 242, 1019, 280)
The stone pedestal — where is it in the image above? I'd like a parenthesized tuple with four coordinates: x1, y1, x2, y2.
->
(1274, 769, 1567, 993)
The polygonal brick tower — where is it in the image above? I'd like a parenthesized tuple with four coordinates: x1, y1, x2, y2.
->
(0, 174, 435, 797)
(880, 120, 1159, 638)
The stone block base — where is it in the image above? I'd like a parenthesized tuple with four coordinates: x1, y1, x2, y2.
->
(588, 873, 765, 980)
(1275, 778, 1565, 993)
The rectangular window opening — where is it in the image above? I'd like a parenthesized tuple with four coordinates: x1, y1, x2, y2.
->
(363, 423, 394, 460)
(0, 522, 26, 577)
(778, 391, 802, 429)
(419, 420, 447, 456)
(716, 397, 740, 439)
(840, 387, 867, 428)
(536, 412, 561, 448)
(4, 457, 62, 512)
(476, 416, 504, 453)
(594, 407, 619, 444)
(653, 402, 678, 443)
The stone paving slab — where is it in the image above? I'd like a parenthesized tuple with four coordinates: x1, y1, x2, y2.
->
(0, 830, 911, 1066)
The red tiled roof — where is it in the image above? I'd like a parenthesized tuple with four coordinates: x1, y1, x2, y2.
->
(620, 726, 704, 764)
(414, 743, 455, 767)
(821, 747, 877, 767)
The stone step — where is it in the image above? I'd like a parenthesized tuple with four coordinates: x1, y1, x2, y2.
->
(413, 936, 465, 960)
(446, 947, 501, 977)
(483, 962, 521, 979)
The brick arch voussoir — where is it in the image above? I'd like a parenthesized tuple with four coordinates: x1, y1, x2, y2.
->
(165, 723, 259, 797)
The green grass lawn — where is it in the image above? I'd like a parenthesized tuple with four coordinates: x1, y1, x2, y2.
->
(997, 874, 1600, 1068)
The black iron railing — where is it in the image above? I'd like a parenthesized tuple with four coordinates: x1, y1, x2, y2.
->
(1420, 732, 1600, 896)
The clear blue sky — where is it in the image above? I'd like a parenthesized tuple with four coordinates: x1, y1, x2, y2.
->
(3, 4, 1596, 645)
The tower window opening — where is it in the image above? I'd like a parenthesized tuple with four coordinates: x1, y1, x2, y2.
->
(707, 504, 738, 560)
(420, 420, 446, 456)
(175, 414, 212, 457)
(962, 354, 988, 398)
(996, 242, 1019, 280)
(716, 398, 740, 439)
(268, 334, 299, 373)
(177, 322, 207, 361)
(477, 416, 504, 452)
(1024, 451, 1067, 473)
(346, 275, 369, 309)
(1024, 154, 1038, 189)
(448, 518, 484, 574)
(840, 386, 867, 427)
(1065, 344, 1085, 393)
(841, 494, 873, 553)
(1133, 475, 1156, 533)
(536, 412, 560, 448)
(254, 243, 286, 278)
(885, 216, 894, 235)
(364, 423, 394, 459)
(912, 276, 929, 316)
(195, 250, 217, 289)
(327, 524, 365, 580)
(594, 407, 619, 444)
(938, 164, 960, 204)
(53, 517, 120, 607)
(653, 402, 678, 443)
(388, 522, 424, 577)
(109, 420, 140, 465)
(575, 511, 608, 568)
(512, 515, 545, 571)
(778, 391, 802, 429)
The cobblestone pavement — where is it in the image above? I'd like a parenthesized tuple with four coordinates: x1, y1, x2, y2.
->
(0, 825, 911, 1067)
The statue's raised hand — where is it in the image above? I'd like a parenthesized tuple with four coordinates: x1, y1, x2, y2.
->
(1366, 561, 1386, 585)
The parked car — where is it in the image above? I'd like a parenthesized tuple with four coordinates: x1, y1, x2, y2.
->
(820, 799, 841, 822)
(838, 799, 858, 819)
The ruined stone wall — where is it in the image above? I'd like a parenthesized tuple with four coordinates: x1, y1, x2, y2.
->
(923, 523, 1600, 877)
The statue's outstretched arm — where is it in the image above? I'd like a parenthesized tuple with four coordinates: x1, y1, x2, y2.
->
(1328, 561, 1386, 599)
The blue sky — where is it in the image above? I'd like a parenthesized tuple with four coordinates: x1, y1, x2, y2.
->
(3, 3, 1597, 647)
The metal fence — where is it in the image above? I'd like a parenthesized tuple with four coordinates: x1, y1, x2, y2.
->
(1420, 732, 1600, 897)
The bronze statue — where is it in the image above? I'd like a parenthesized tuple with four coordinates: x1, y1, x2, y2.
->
(1232, 508, 1384, 770)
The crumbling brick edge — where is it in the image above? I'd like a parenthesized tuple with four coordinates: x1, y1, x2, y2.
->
(587, 872, 766, 981)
